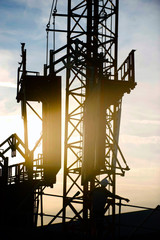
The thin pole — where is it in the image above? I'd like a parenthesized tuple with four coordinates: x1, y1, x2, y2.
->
(63, 0, 71, 227)
(112, 0, 119, 237)
(40, 187, 44, 227)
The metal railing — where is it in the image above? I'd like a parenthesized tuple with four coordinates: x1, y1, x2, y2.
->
(7, 155, 44, 184)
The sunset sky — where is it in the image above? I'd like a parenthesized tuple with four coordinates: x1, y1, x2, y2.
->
(0, 0, 160, 216)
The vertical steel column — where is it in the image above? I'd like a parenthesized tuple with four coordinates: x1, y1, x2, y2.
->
(20, 44, 34, 228)
(83, 0, 92, 223)
(86, 0, 92, 95)
(40, 187, 44, 227)
(112, 0, 119, 198)
(63, 0, 71, 227)
(84, 0, 99, 222)
(21, 44, 32, 181)
(112, 0, 120, 236)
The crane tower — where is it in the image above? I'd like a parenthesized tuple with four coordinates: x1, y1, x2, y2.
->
(0, 0, 136, 236)
(55, 0, 136, 224)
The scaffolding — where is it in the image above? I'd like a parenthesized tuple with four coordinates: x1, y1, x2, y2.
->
(0, 1, 140, 238)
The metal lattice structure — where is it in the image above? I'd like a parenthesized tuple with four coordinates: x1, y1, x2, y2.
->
(45, 0, 136, 224)
(0, 0, 136, 234)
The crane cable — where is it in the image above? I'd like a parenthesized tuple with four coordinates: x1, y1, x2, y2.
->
(46, 0, 58, 65)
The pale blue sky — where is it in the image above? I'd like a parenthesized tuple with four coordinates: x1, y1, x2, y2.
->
(0, 0, 160, 212)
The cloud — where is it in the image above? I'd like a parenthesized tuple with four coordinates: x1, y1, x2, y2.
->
(119, 0, 160, 85)
(13, 0, 51, 9)
(120, 80, 160, 142)
(11, 0, 53, 26)
(0, 49, 18, 81)
(0, 49, 19, 115)
(117, 155, 160, 208)
(0, 82, 16, 89)
(131, 119, 160, 125)
(0, 0, 47, 52)
(0, 114, 22, 140)
(0, 67, 16, 89)
(121, 134, 160, 145)
(0, 88, 18, 116)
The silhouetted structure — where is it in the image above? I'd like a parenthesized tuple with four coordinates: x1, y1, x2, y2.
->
(0, 43, 61, 229)
(0, 1, 148, 238)
(17, 44, 61, 186)
(59, 0, 136, 232)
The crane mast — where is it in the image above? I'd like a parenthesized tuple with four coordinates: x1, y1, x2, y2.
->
(0, 0, 136, 236)
(60, 0, 136, 226)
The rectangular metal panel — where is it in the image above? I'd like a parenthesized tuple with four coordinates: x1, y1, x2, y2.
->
(82, 82, 106, 184)
(42, 76, 61, 185)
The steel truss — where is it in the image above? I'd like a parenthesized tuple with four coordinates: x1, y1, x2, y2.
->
(45, 0, 136, 227)
(0, 0, 136, 233)
(0, 133, 44, 227)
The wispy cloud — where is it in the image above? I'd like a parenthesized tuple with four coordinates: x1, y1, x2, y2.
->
(131, 119, 160, 125)
(119, 0, 160, 85)
(0, 67, 16, 87)
(0, 49, 18, 79)
(0, 82, 16, 88)
(121, 134, 160, 145)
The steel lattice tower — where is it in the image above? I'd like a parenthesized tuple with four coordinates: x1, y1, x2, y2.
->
(46, 0, 136, 225)
(0, 0, 136, 234)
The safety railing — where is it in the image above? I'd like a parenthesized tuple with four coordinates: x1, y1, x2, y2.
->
(117, 50, 135, 83)
(6, 155, 44, 184)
